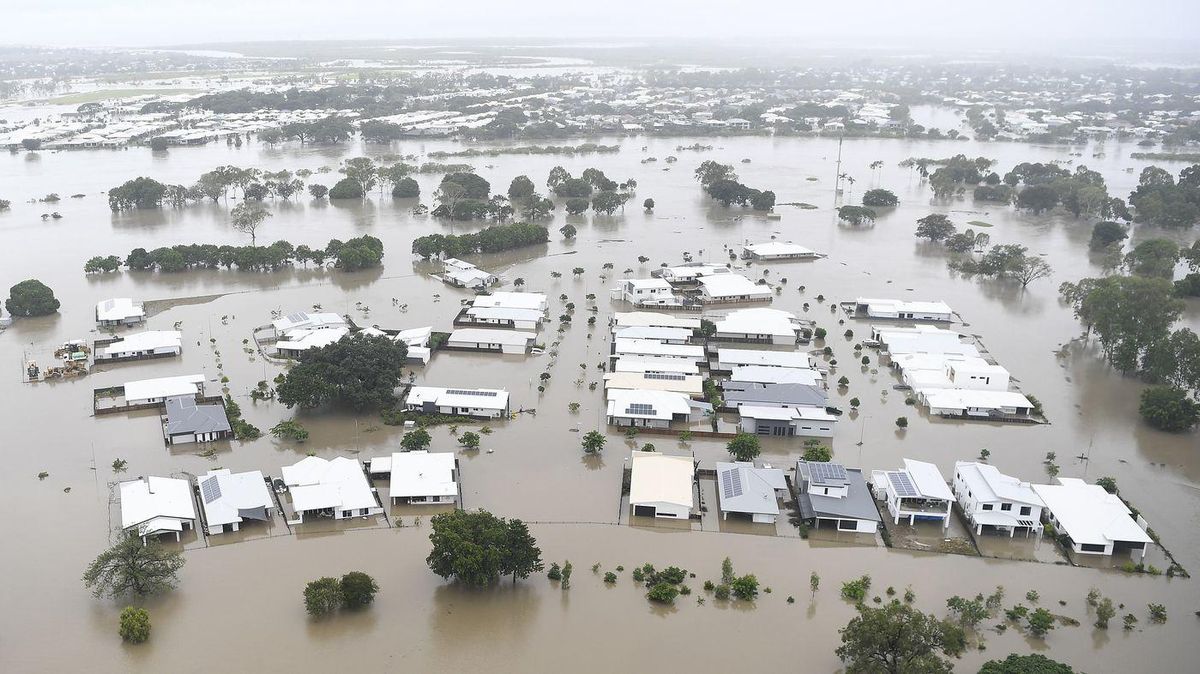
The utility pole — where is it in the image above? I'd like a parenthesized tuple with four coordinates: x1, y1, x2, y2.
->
(833, 135, 844, 201)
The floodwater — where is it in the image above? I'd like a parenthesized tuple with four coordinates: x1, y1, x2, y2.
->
(1, 129, 1198, 672)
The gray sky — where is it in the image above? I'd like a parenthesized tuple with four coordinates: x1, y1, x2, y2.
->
(12, 0, 1200, 54)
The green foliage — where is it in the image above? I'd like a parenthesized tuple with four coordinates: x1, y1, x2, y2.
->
(1128, 165, 1200, 228)
(339, 571, 379, 609)
(841, 575, 872, 602)
(895, 416, 909, 428)
(713, 584, 731, 600)
(604, 571, 617, 584)
(1060, 275, 1185, 375)
(1139, 385, 1199, 432)
(118, 607, 151, 643)
(581, 430, 606, 454)
(726, 433, 761, 462)
(721, 557, 735, 585)
(862, 188, 898, 207)
(411, 222, 548, 258)
(1095, 477, 1118, 494)
(547, 563, 562, 581)
(1089, 221, 1128, 250)
(425, 510, 543, 587)
(978, 653, 1075, 674)
(1124, 238, 1180, 278)
(276, 334, 408, 411)
(836, 601, 965, 674)
(118, 236, 380, 273)
(1148, 603, 1167, 623)
(837, 205, 876, 225)
(1096, 597, 1116, 629)
(270, 420, 309, 442)
(1026, 607, 1055, 636)
(328, 177, 364, 199)
(459, 431, 481, 449)
(107, 176, 168, 211)
(6, 279, 60, 316)
(802, 440, 832, 462)
(730, 574, 759, 600)
(304, 577, 343, 617)
(391, 177, 420, 198)
(946, 595, 988, 630)
(647, 582, 680, 604)
(84, 255, 122, 273)
(400, 428, 432, 451)
(915, 214, 956, 242)
(83, 537, 185, 598)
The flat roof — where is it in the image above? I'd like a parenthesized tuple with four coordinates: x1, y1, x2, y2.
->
(407, 385, 509, 410)
(603, 371, 704, 395)
(1032, 478, 1152, 547)
(606, 389, 694, 420)
(471, 292, 547, 311)
(97, 330, 181, 356)
(613, 358, 699, 375)
(699, 274, 773, 298)
(922, 389, 1032, 410)
(612, 311, 701, 330)
(728, 365, 821, 385)
(744, 242, 817, 257)
(387, 451, 457, 498)
(856, 298, 953, 315)
(902, 459, 954, 501)
(712, 307, 800, 337)
(629, 451, 694, 509)
(717, 348, 812, 369)
(448, 328, 536, 346)
(614, 338, 704, 359)
(612, 326, 693, 342)
(466, 306, 544, 323)
(277, 326, 349, 351)
(124, 374, 205, 401)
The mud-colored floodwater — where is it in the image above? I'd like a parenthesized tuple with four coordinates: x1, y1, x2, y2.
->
(1, 130, 1198, 672)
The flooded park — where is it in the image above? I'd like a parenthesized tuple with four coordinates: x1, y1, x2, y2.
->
(2, 119, 1199, 671)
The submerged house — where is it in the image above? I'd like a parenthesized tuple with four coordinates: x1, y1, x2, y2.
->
(871, 459, 954, 529)
(268, 312, 347, 339)
(1032, 478, 1153, 558)
(280, 456, 383, 523)
(391, 326, 433, 364)
(697, 274, 773, 303)
(197, 469, 274, 535)
(952, 461, 1044, 537)
(446, 328, 535, 354)
(854, 298, 953, 322)
(737, 405, 836, 438)
(629, 450, 695, 519)
(715, 348, 812, 372)
(721, 380, 828, 411)
(404, 386, 510, 419)
(921, 389, 1034, 419)
(93, 330, 182, 362)
(119, 476, 197, 543)
(612, 338, 706, 365)
(376, 451, 458, 505)
(123, 374, 206, 406)
(441, 258, 498, 289)
(796, 460, 882, 533)
(96, 298, 146, 327)
(709, 307, 802, 345)
(659, 263, 730, 285)
(469, 291, 548, 313)
(603, 371, 704, 396)
(612, 311, 701, 331)
(275, 326, 349, 359)
(611, 278, 678, 306)
(606, 389, 710, 428)
(714, 461, 787, 524)
(162, 395, 232, 445)
(741, 241, 820, 261)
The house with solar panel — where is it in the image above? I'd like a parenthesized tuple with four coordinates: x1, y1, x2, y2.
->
(629, 450, 695, 519)
(952, 461, 1044, 538)
(796, 461, 881, 533)
(197, 469, 275, 535)
(404, 386, 510, 419)
(606, 389, 711, 429)
(714, 461, 787, 524)
(870, 459, 954, 529)
(119, 476, 197, 543)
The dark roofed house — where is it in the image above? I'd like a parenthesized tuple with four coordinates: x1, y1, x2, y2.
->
(715, 461, 787, 524)
(162, 395, 232, 445)
(796, 460, 882, 534)
(721, 381, 828, 410)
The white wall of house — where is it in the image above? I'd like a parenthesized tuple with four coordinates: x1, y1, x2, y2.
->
(631, 500, 690, 519)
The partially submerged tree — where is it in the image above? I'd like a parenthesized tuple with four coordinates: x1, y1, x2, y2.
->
(836, 601, 965, 674)
(83, 537, 185, 598)
(230, 202, 271, 247)
(426, 510, 542, 587)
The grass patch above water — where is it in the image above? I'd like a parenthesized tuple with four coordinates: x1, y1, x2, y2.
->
(967, 220, 993, 227)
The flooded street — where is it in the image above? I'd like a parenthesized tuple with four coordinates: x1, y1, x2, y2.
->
(2, 130, 1199, 672)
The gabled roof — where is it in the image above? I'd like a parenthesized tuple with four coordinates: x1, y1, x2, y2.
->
(728, 365, 821, 385)
(797, 461, 881, 522)
(613, 338, 704, 359)
(698, 274, 772, 298)
(722, 381, 828, 408)
(96, 297, 144, 321)
(387, 451, 457, 498)
(198, 469, 273, 528)
(470, 292, 547, 311)
(97, 330, 181, 357)
(1032, 478, 1152, 547)
(124, 374, 205, 401)
(448, 328, 535, 346)
(715, 461, 785, 515)
(276, 326, 349, 352)
(901, 459, 954, 501)
(629, 451, 694, 509)
(717, 348, 812, 369)
(712, 307, 800, 338)
(856, 298, 952, 315)
(282, 456, 378, 513)
(120, 476, 196, 532)
(954, 461, 1043, 506)
(606, 389, 695, 420)
(612, 312, 701, 330)
(612, 326, 693, 342)
(744, 242, 817, 257)
(407, 386, 509, 411)
(164, 395, 231, 435)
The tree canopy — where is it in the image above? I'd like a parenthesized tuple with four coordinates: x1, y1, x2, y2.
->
(1138, 385, 1199, 432)
(978, 653, 1074, 674)
(6, 279, 60, 317)
(862, 188, 898, 207)
(276, 333, 408, 411)
(426, 510, 543, 588)
(726, 433, 761, 462)
(836, 601, 966, 674)
(83, 537, 185, 598)
(838, 205, 877, 225)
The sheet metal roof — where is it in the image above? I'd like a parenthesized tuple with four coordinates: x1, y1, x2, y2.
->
(1032, 478, 1152, 547)
(387, 451, 457, 498)
(629, 451, 694, 509)
(715, 461, 784, 516)
(120, 476, 196, 532)
(198, 469, 272, 528)
(163, 395, 231, 435)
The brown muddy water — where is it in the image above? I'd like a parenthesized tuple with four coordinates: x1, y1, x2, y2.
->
(1, 132, 1198, 672)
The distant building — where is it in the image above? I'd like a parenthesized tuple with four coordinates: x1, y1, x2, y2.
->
(446, 328, 536, 354)
(854, 298, 953, 322)
(404, 386, 510, 419)
(441, 258, 498, 289)
(741, 242, 819, 261)
(95, 298, 145, 327)
(697, 274, 773, 303)
(94, 330, 182, 362)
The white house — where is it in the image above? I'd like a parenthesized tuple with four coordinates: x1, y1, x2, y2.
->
(872, 325, 976, 358)
(698, 274, 773, 303)
(276, 326, 349, 359)
(124, 374, 206, 406)
(603, 371, 704, 396)
(871, 459, 954, 529)
(612, 311, 700, 330)
(94, 330, 182, 361)
(952, 462, 1044, 537)
(855, 298, 953, 322)
(728, 365, 822, 386)
(660, 263, 730, 285)
(469, 292, 548, 313)
(380, 451, 458, 505)
(612, 338, 705, 364)
(442, 258, 498, 289)
(714, 461, 787, 523)
(710, 307, 801, 344)
(716, 348, 812, 371)
(921, 389, 1034, 419)
(462, 306, 544, 330)
(269, 312, 347, 339)
(120, 476, 197, 542)
(281, 456, 383, 523)
(796, 461, 882, 533)
(162, 395, 232, 444)
(405, 386, 510, 418)
(96, 298, 145, 327)
(629, 450, 695, 519)
(610, 278, 678, 306)
(612, 326, 693, 344)
(738, 405, 836, 438)
(612, 358, 700, 375)
(945, 361, 1011, 391)
(741, 242, 820, 261)
(197, 469, 274, 535)
(392, 325, 433, 364)
(606, 389, 709, 428)
(447, 328, 536, 354)
(1032, 478, 1153, 558)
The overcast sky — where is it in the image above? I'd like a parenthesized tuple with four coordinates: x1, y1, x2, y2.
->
(12, 0, 1200, 55)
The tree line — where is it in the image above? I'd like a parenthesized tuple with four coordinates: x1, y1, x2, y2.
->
(412, 222, 549, 259)
(694, 160, 776, 210)
(86, 236, 384, 274)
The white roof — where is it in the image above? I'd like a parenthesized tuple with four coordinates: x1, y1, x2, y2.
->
(902, 459, 954, 501)
(282, 456, 378, 513)
(466, 306, 544, 323)
(613, 311, 701, 330)
(606, 389, 694, 421)
(661, 264, 729, 280)
(921, 389, 1032, 411)
(124, 374, 204, 401)
(744, 242, 817, 257)
(738, 405, 836, 422)
(471, 292, 547, 311)
(603, 371, 704, 395)
(393, 326, 432, 346)
(699, 274, 772, 298)
(443, 257, 477, 271)
(954, 462, 1043, 506)
(613, 326, 693, 342)
(613, 358, 699, 375)
(96, 330, 181, 356)
(626, 277, 673, 290)
(629, 450, 694, 509)
(712, 307, 800, 338)
(449, 328, 535, 346)
(96, 297, 144, 321)
(197, 469, 273, 528)
(272, 311, 346, 333)
(715, 461, 785, 515)
(728, 365, 821, 385)
(445, 267, 497, 286)
(407, 386, 509, 411)
(875, 326, 975, 357)
(120, 476, 196, 532)
(276, 326, 349, 352)
(386, 451, 457, 498)
(614, 338, 704, 359)
(718, 348, 812, 369)
(857, 298, 953, 315)
(1032, 478, 1152, 547)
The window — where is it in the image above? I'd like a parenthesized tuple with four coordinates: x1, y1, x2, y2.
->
(1020, 506, 1031, 516)
(342, 510, 352, 518)
(1000, 503, 1012, 512)
(981, 503, 993, 511)
(1081, 543, 1106, 553)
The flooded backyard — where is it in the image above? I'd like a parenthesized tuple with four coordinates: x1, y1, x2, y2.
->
(1, 130, 1199, 672)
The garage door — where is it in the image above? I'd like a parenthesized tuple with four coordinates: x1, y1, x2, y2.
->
(633, 505, 656, 517)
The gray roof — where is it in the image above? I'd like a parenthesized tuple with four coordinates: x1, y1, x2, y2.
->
(715, 461, 784, 516)
(722, 381, 827, 408)
(164, 395, 231, 436)
(796, 461, 881, 522)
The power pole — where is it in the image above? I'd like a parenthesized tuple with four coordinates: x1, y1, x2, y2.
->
(833, 135, 844, 201)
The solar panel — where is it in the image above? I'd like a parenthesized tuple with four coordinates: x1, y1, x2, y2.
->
(445, 389, 498, 397)
(887, 471, 918, 498)
(286, 312, 308, 323)
(720, 468, 744, 498)
(626, 403, 656, 415)
(200, 476, 222, 503)
(811, 462, 848, 484)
